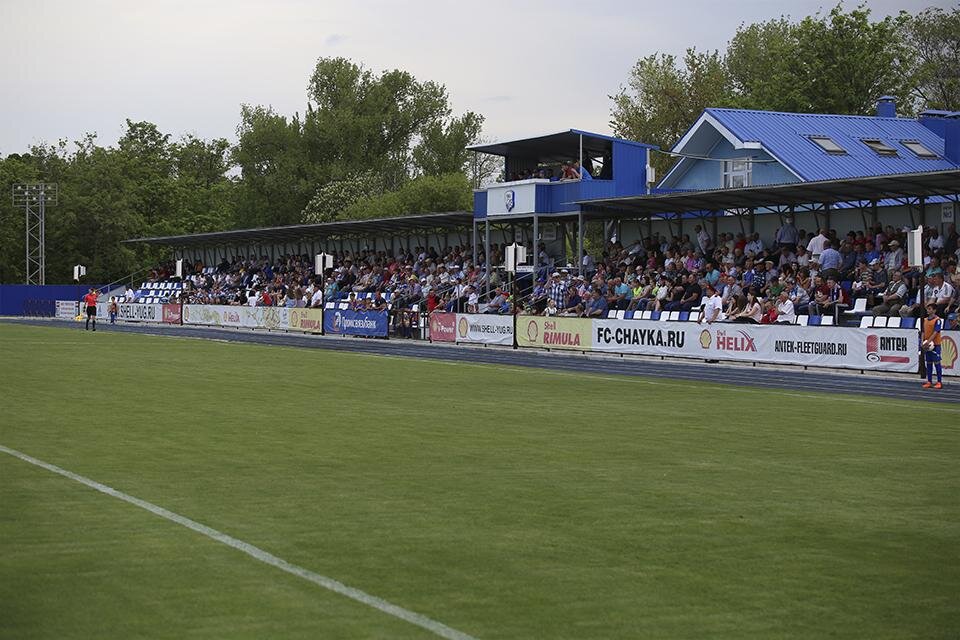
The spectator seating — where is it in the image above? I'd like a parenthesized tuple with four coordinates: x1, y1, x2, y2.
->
(135, 281, 183, 304)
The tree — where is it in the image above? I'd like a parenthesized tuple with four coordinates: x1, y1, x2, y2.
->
(301, 171, 384, 224)
(232, 105, 309, 228)
(412, 112, 485, 177)
(611, 4, 920, 177)
(902, 7, 960, 111)
(611, 49, 733, 176)
(338, 173, 473, 221)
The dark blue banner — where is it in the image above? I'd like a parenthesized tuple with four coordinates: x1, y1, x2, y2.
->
(323, 308, 389, 337)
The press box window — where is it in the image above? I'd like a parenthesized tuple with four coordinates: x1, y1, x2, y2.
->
(808, 135, 846, 155)
(722, 159, 752, 188)
(861, 138, 898, 157)
(900, 140, 938, 159)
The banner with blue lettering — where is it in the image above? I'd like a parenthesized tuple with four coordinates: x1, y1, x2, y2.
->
(323, 308, 389, 337)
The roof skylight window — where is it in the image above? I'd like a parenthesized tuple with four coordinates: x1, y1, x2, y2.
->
(900, 140, 938, 159)
(809, 135, 846, 155)
(861, 138, 898, 157)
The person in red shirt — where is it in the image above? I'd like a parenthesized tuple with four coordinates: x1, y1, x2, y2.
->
(83, 288, 99, 331)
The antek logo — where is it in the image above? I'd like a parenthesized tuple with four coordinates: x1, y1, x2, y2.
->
(865, 334, 911, 363)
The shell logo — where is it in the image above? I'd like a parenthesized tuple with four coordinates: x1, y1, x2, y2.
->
(699, 329, 712, 349)
(290, 310, 300, 327)
(458, 316, 469, 338)
(942, 336, 958, 371)
(526, 320, 539, 343)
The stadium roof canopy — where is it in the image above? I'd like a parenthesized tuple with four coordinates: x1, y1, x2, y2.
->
(577, 169, 960, 219)
(125, 211, 474, 248)
(466, 129, 657, 162)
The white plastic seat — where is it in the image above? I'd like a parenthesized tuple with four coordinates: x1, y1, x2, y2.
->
(820, 316, 835, 326)
(859, 316, 872, 328)
(851, 297, 867, 313)
(615, 310, 626, 319)
(639, 310, 652, 320)
(796, 315, 809, 326)
(873, 317, 888, 328)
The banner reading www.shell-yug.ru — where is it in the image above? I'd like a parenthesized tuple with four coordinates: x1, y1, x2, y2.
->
(517, 316, 592, 350)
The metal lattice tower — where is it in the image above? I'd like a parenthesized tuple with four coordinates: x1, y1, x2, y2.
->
(12, 183, 57, 285)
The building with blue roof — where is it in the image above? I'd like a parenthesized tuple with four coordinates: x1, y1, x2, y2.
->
(649, 98, 960, 241)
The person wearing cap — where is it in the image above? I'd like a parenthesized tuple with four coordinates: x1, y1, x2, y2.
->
(884, 239, 904, 272)
(547, 272, 566, 311)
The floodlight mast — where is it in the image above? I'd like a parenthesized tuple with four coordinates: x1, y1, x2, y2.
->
(12, 183, 58, 285)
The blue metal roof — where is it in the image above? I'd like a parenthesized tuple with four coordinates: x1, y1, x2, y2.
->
(705, 108, 959, 181)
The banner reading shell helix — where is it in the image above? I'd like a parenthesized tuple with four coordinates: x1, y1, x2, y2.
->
(429, 312, 456, 342)
(516, 316, 592, 350)
(454, 314, 514, 345)
(288, 308, 325, 333)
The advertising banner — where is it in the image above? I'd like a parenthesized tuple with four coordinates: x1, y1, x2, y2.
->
(288, 308, 325, 333)
(516, 316, 592, 350)
(454, 314, 514, 345)
(162, 304, 182, 324)
(589, 319, 917, 372)
(323, 308, 388, 337)
(116, 303, 164, 323)
(429, 312, 456, 342)
(55, 300, 78, 319)
(940, 331, 959, 377)
(182, 305, 290, 330)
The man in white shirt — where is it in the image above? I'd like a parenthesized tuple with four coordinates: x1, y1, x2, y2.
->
(744, 232, 764, 257)
(699, 284, 724, 324)
(776, 290, 796, 324)
(806, 228, 830, 259)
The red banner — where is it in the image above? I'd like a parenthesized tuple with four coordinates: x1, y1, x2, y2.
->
(162, 304, 182, 324)
(429, 312, 456, 342)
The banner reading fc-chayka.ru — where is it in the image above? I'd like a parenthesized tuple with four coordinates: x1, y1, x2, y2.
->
(516, 316, 917, 372)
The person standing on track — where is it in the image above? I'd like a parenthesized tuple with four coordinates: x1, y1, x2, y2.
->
(83, 288, 99, 332)
(921, 302, 944, 390)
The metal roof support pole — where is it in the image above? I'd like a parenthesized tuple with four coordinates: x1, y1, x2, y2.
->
(749, 208, 755, 234)
(919, 196, 927, 228)
(533, 214, 539, 253)
(871, 201, 879, 229)
(471, 220, 477, 266)
(579, 134, 583, 179)
(577, 211, 584, 277)
(824, 202, 831, 232)
(484, 219, 491, 299)
(711, 214, 718, 250)
(646, 217, 653, 241)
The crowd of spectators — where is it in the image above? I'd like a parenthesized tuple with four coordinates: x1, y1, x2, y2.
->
(140, 220, 959, 329)
(521, 220, 959, 328)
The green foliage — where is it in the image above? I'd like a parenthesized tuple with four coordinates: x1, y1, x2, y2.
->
(611, 49, 734, 176)
(301, 170, 384, 224)
(339, 173, 472, 220)
(613, 4, 928, 174)
(0, 121, 235, 284)
(902, 7, 960, 111)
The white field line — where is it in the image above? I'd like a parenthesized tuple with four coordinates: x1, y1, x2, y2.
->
(0, 444, 477, 640)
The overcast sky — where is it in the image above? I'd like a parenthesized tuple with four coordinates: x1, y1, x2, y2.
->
(0, 0, 951, 154)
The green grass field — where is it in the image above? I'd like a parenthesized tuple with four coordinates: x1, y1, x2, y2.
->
(1, 322, 958, 639)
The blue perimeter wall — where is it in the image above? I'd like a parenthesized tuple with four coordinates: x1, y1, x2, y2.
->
(0, 285, 103, 315)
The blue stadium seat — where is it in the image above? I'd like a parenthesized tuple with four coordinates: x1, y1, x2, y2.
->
(808, 315, 822, 326)
(624, 311, 635, 320)
(649, 311, 661, 321)
(900, 317, 917, 329)
(678, 311, 690, 321)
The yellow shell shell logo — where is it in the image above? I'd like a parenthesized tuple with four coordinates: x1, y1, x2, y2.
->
(699, 329, 712, 349)
(942, 336, 958, 371)
(290, 310, 300, 328)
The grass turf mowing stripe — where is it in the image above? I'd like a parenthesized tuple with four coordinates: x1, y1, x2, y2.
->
(0, 444, 477, 640)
